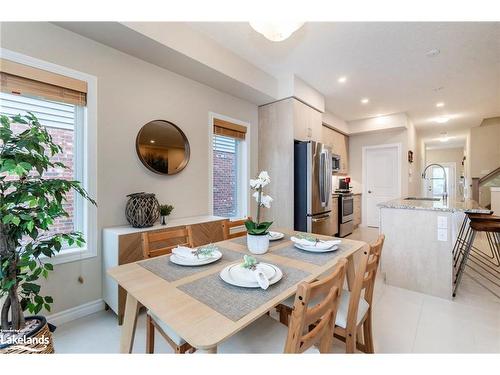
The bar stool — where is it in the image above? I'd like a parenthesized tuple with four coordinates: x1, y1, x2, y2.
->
(452, 212, 500, 297)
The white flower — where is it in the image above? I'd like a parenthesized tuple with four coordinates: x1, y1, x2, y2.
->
(253, 192, 273, 208)
(258, 171, 271, 187)
(249, 179, 261, 189)
(260, 194, 273, 208)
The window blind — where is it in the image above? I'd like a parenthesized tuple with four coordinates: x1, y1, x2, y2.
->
(213, 118, 247, 140)
(0, 59, 87, 107)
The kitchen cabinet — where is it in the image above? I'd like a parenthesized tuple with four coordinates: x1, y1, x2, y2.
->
(293, 99, 323, 141)
(332, 196, 339, 235)
(322, 125, 349, 174)
(353, 194, 361, 228)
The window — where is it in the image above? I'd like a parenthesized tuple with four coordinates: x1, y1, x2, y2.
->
(0, 92, 84, 237)
(0, 51, 97, 264)
(211, 117, 248, 219)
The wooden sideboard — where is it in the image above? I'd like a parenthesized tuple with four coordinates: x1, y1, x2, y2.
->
(103, 215, 226, 324)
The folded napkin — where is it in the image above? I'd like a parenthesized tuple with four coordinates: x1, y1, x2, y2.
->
(254, 265, 270, 290)
(172, 246, 215, 260)
(291, 236, 341, 250)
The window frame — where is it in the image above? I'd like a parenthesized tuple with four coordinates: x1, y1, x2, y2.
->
(1, 48, 98, 265)
(208, 112, 250, 220)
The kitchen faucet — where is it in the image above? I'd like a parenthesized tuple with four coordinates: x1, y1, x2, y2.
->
(422, 163, 448, 201)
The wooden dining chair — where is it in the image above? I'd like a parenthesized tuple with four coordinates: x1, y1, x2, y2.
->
(142, 226, 195, 353)
(277, 235, 385, 353)
(333, 234, 385, 353)
(142, 226, 194, 259)
(218, 259, 347, 353)
(222, 217, 251, 240)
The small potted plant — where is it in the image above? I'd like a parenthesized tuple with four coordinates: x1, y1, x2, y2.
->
(0, 113, 96, 353)
(159, 204, 174, 225)
(245, 171, 273, 254)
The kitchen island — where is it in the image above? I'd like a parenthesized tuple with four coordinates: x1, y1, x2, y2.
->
(378, 197, 489, 299)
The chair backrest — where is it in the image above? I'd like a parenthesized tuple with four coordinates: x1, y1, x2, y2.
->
(222, 218, 250, 240)
(142, 226, 194, 258)
(284, 258, 348, 353)
(345, 235, 385, 330)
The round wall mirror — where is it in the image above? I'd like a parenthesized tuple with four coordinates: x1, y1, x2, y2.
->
(136, 120, 190, 175)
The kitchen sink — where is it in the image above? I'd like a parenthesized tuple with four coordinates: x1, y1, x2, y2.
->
(404, 197, 441, 201)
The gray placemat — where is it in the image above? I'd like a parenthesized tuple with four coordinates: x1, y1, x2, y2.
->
(177, 262, 311, 321)
(230, 233, 292, 248)
(272, 242, 355, 266)
(138, 247, 243, 282)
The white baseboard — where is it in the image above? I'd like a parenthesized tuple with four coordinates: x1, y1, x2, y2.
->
(47, 299, 105, 327)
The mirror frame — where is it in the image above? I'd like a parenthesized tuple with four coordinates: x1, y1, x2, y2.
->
(135, 119, 191, 175)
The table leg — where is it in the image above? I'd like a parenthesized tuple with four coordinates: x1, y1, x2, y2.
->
(120, 293, 140, 353)
(346, 254, 356, 291)
(196, 346, 217, 354)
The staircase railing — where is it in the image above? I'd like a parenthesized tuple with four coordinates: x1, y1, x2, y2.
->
(472, 165, 500, 205)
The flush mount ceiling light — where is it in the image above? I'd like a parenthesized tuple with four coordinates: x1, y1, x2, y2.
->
(435, 116, 450, 124)
(150, 140, 156, 144)
(439, 132, 449, 142)
(337, 76, 347, 84)
(249, 21, 304, 42)
(426, 48, 441, 57)
(361, 98, 370, 104)
(436, 102, 445, 108)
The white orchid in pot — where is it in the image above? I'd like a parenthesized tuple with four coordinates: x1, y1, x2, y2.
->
(245, 171, 273, 254)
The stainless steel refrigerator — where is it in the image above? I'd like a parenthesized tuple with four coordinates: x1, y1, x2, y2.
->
(294, 140, 335, 235)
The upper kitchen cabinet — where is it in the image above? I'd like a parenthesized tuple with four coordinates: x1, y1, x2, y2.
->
(293, 99, 323, 141)
(322, 125, 349, 174)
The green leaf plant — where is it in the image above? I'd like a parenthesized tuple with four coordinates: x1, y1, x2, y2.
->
(0, 113, 96, 331)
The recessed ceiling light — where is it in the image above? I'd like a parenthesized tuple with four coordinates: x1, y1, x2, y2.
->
(150, 140, 156, 144)
(435, 117, 449, 124)
(337, 76, 347, 84)
(426, 49, 441, 57)
(361, 98, 370, 104)
(436, 102, 445, 108)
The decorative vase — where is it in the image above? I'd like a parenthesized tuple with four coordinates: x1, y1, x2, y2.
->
(125, 192, 160, 228)
(160, 215, 168, 225)
(247, 233, 270, 254)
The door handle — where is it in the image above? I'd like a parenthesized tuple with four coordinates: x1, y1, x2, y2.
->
(312, 214, 330, 223)
(368, 190, 372, 193)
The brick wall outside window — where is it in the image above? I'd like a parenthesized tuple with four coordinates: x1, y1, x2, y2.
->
(213, 149, 238, 217)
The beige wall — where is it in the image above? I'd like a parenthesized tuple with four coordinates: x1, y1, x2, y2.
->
(470, 121, 500, 178)
(0, 22, 259, 314)
(349, 128, 410, 196)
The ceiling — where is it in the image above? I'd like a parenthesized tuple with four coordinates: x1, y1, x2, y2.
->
(188, 22, 500, 131)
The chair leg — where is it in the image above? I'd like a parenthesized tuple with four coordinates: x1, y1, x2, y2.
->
(278, 305, 291, 326)
(362, 315, 374, 353)
(345, 330, 356, 353)
(146, 315, 155, 354)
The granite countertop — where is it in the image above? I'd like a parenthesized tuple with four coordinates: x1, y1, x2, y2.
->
(378, 198, 490, 213)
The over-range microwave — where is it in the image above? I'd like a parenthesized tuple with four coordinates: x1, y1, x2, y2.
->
(332, 153, 341, 173)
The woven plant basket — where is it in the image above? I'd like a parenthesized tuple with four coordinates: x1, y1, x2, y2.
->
(125, 192, 160, 228)
(0, 316, 54, 354)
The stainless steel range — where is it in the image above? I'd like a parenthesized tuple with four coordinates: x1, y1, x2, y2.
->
(336, 190, 354, 237)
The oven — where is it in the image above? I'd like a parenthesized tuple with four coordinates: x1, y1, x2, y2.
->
(339, 194, 354, 237)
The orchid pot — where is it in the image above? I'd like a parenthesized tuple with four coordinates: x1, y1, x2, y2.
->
(245, 171, 273, 254)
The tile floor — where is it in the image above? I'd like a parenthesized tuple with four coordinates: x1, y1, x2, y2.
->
(53, 227, 500, 354)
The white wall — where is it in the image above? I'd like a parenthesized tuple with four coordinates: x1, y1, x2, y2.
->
(348, 112, 409, 135)
(0, 22, 259, 314)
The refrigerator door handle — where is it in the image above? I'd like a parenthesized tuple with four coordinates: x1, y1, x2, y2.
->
(312, 213, 330, 222)
(319, 151, 325, 206)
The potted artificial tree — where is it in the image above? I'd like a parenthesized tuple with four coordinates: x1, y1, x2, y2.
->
(0, 113, 95, 353)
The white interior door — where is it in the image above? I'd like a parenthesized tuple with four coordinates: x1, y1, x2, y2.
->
(365, 145, 400, 227)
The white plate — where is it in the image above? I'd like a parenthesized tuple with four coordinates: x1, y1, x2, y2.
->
(229, 263, 276, 283)
(170, 250, 222, 266)
(293, 243, 339, 253)
(267, 231, 284, 241)
(220, 263, 283, 288)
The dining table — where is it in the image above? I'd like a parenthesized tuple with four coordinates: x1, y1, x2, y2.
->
(107, 227, 369, 353)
